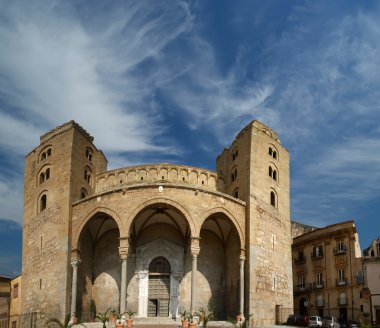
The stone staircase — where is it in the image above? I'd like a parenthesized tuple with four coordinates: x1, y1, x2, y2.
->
(74, 318, 235, 327)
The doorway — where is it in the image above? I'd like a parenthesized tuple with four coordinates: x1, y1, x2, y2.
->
(148, 257, 171, 317)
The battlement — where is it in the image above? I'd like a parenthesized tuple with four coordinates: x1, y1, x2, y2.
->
(40, 120, 94, 144)
(95, 163, 220, 193)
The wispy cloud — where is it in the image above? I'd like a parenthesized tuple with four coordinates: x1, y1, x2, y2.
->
(0, 0, 193, 154)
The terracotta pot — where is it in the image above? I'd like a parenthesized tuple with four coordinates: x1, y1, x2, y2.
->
(189, 322, 197, 328)
(181, 319, 189, 328)
(116, 323, 124, 328)
(236, 314, 241, 322)
(72, 317, 78, 324)
(111, 316, 116, 323)
(126, 319, 133, 328)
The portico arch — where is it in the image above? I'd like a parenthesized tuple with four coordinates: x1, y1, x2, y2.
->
(73, 211, 122, 321)
(72, 206, 124, 251)
(197, 211, 244, 319)
(126, 200, 191, 319)
(200, 206, 245, 247)
(127, 197, 196, 238)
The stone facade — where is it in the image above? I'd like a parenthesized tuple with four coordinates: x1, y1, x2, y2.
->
(292, 221, 369, 324)
(21, 120, 293, 326)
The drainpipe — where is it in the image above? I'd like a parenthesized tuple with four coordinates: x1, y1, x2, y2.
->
(348, 233, 354, 321)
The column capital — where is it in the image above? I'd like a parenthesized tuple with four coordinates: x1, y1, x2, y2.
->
(190, 236, 200, 256)
(118, 246, 129, 260)
(71, 259, 81, 268)
(240, 249, 246, 260)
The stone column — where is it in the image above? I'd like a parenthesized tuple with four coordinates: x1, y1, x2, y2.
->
(70, 258, 81, 316)
(119, 245, 129, 314)
(190, 237, 200, 313)
(239, 252, 245, 318)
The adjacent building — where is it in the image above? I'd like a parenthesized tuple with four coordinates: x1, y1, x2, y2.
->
(20, 120, 293, 326)
(292, 221, 369, 323)
(362, 237, 380, 324)
(9, 276, 21, 328)
(0, 277, 11, 328)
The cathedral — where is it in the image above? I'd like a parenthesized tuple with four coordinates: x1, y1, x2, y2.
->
(21, 120, 293, 326)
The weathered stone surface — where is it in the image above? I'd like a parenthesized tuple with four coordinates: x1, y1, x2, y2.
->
(21, 120, 293, 327)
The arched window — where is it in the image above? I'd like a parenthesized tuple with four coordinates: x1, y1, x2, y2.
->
(39, 167, 51, 184)
(232, 148, 239, 161)
(231, 168, 237, 182)
(80, 188, 88, 199)
(84, 167, 92, 184)
(233, 188, 239, 198)
(85, 147, 93, 162)
(270, 190, 276, 207)
(268, 145, 279, 160)
(40, 194, 47, 212)
(39, 147, 52, 162)
(269, 165, 278, 181)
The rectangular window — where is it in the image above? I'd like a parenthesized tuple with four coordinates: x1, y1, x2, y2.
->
(12, 321, 16, 328)
(338, 269, 345, 281)
(316, 272, 322, 284)
(337, 241, 344, 251)
(299, 276, 305, 288)
(13, 284, 18, 298)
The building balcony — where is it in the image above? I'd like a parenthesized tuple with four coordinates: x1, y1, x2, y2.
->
(295, 257, 306, 265)
(316, 299, 324, 308)
(333, 246, 347, 255)
(338, 297, 348, 306)
(313, 281, 324, 289)
(311, 252, 324, 260)
(336, 278, 347, 286)
(294, 283, 312, 294)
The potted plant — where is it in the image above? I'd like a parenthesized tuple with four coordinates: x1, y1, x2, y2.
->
(198, 307, 206, 324)
(228, 314, 253, 328)
(95, 308, 110, 328)
(125, 309, 136, 328)
(45, 314, 86, 327)
(110, 309, 117, 324)
(236, 312, 242, 322)
(196, 306, 214, 328)
(116, 314, 126, 328)
(180, 310, 189, 328)
(187, 313, 198, 328)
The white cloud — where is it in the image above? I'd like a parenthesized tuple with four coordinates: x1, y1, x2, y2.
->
(0, 0, 193, 155)
(0, 178, 23, 223)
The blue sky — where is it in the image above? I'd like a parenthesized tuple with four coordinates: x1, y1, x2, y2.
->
(0, 0, 380, 277)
